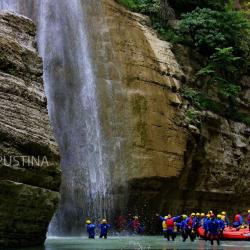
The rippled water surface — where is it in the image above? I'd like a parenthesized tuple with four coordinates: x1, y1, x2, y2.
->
(10, 236, 250, 250)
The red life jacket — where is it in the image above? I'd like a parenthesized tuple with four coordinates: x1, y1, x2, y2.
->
(132, 219, 140, 230)
(234, 214, 240, 222)
(188, 218, 193, 228)
(166, 218, 174, 228)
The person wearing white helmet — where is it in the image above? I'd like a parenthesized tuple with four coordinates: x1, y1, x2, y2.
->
(99, 219, 111, 239)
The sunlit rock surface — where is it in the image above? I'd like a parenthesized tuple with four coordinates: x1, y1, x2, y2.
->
(0, 11, 60, 247)
(100, 0, 250, 229)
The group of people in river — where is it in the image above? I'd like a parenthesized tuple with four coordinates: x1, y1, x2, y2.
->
(85, 216, 144, 239)
(85, 209, 250, 246)
(157, 210, 250, 246)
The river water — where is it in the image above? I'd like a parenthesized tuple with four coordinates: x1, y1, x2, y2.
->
(6, 236, 250, 250)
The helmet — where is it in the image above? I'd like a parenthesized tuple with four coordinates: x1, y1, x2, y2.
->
(201, 213, 205, 217)
(217, 214, 222, 219)
(221, 211, 226, 215)
(207, 214, 211, 218)
(191, 213, 195, 216)
(86, 220, 91, 224)
(102, 219, 107, 223)
(248, 210, 250, 213)
(240, 225, 245, 229)
(182, 214, 187, 219)
(196, 213, 200, 216)
(164, 216, 168, 219)
(209, 210, 213, 214)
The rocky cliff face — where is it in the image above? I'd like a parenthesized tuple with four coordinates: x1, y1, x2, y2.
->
(0, 11, 60, 247)
(99, 0, 249, 229)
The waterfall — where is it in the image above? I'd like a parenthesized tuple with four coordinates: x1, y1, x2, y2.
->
(0, 0, 127, 235)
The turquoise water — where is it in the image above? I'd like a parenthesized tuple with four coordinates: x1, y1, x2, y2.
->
(12, 236, 250, 250)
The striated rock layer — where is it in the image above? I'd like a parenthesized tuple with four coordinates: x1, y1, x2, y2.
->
(0, 11, 60, 246)
(98, 0, 249, 230)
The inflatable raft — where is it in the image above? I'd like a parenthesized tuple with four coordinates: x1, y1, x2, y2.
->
(197, 227, 250, 240)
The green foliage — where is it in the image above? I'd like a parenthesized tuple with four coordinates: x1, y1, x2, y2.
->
(152, 21, 180, 43)
(182, 86, 222, 113)
(168, 0, 225, 15)
(197, 47, 241, 80)
(117, 0, 140, 10)
(225, 0, 234, 11)
(178, 8, 250, 57)
(210, 47, 241, 74)
(242, 2, 250, 17)
(197, 47, 241, 100)
(198, 96, 222, 113)
(241, 116, 250, 127)
(138, 0, 160, 15)
(182, 86, 200, 105)
(216, 78, 241, 98)
(117, 0, 250, 126)
(117, 0, 160, 16)
(185, 108, 200, 125)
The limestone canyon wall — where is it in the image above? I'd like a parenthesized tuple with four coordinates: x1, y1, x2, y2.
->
(100, 0, 250, 229)
(0, 11, 60, 247)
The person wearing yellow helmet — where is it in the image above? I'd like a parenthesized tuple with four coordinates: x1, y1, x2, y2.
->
(204, 214, 211, 241)
(99, 219, 111, 239)
(207, 214, 220, 246)
(156, 214, 168, 238)
(199, 213, 206, 228)
(194, 213, 201, 233)
(179, 215, 188, 242)
(186, 213, 196, 241)
(158, 213, 182, 241)
(86, 219, 95, 239)
(161, 216, 168, 238)
(221, 211, 229, 227)
(217, 214, 225, 240)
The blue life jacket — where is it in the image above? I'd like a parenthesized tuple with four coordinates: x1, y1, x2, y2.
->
(99, 223, 111, 234)
(87, 224, 95, 236)
(203, 218, 210, 231)
(180, 219, 188, 230)
(217, 219, 225, 230)
(208, 219, 219, 234)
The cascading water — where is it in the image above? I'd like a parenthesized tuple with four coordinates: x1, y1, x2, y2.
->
(0, 0, 127, 235)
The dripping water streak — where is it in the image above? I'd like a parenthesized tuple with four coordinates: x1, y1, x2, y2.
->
(0, 0, 114, 235)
